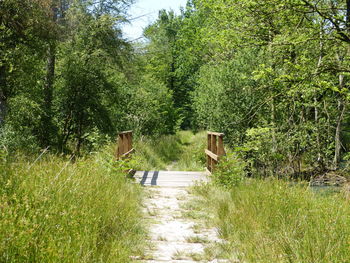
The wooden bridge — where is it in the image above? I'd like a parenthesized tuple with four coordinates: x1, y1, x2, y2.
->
(116, 130, 228, 262)
(116, 130, 226, 187)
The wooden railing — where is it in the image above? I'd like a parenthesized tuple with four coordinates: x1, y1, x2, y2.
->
(116, 131, 135, 159)
(205, 131, 225, 173)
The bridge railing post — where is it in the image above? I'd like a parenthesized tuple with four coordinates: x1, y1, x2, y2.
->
(116, 131, 135, 159)
(205, 131, 225, 174)
(207, 133, 211, 172)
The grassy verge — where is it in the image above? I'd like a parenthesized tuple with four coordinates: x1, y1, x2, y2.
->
(192, 178, 350, 263)
(0, 147, 146, 263)
(132, 131, 206, 171)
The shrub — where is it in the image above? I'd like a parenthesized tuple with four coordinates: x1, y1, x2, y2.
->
(0, 96, 42, 152)
(212, 153, 246, 188)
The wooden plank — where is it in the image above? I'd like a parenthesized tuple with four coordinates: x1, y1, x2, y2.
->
(116, 130, 134, 162)
(120, 148, 135, 158)
(128, 133, 132, 152)
(218, 135, 225, 156)
(207, 134, 211, 171)
(118, 133, 124, 158)
(212, 159, 217, 171)
(207, 155, 211, 173)
(207, 134, 212, 151)
(124, 133, 128, 153)
(115, 135, 119, 159)
(211, 133, 216, 171)
(211, 134, 217, 155)
(205, 149, 219, 161)
(208, 134, 212, 172)
(119, 130, 133, 135)
(208, 131, 224, 136)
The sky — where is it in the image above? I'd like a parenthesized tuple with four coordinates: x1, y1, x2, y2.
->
(122, 0, 188, 41)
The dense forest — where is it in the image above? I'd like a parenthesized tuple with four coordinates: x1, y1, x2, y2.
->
(2, 0, 350, 178)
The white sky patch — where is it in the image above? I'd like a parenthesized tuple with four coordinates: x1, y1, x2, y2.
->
(122, 0, 188, 41)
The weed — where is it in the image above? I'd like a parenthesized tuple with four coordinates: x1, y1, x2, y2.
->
(172, 249, 187, 260)
(193, 179, 350, 263)
(157, 236, 167, 241)
(186, 235, 210, 244)
(0, 146, 146, 262)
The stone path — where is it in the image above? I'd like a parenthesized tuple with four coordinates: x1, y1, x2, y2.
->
(133, 171, 230, 263)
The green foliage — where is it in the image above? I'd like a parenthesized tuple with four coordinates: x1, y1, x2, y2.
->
(192, 50, 260, 143)
(194, 179, 350, 262)
(0, 147, 146, 262)
(55, 35, 114, 151)
(172, 131, 207, 171)
(213, 153, 246, 188)
(186, 0, 350, 175)
(242, 127, 284, 177)
(143, 8, 205, 128)
(126, 76, 179, 136)
(0, 96, 42, 152)
(0, 0, 180, 154)
(132, 134, 183, 171)
(133, 131, 206, 171)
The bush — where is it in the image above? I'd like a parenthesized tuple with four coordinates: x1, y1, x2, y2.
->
(0, 96, 42, 152)
(126, 76, 180, 137)
(212, 153, 246, 188)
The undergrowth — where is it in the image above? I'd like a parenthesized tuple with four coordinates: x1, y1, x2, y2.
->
(0, 146, 146, 262)
(193, 179, 350, 263)
(133, 131, 206, 171)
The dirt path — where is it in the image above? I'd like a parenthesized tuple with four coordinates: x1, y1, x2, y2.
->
(134, 171, 230, 263)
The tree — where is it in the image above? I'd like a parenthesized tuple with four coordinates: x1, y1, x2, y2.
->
(188, 0, 350, 175)
(0, 0, 52, 124)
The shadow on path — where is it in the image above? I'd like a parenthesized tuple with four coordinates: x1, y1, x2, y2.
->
(140, 171, 159, 186)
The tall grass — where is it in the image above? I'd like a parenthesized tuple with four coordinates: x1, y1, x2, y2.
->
(0, 147, 146, 262)
(171, 131, 206, 171)
(132, 131, 206, 171)
(194, 179, 350, 263)
(132, 134, 182, 170)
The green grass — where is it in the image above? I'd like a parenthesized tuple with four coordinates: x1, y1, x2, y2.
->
(133, 131, 206, 171)
(0, 146, 146, 262)
(132, 134, 182, 170)
(171, 131, 207, 171)
(193, 179, 350, 263)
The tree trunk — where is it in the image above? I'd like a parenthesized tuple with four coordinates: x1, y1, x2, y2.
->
(314, 95, 321, 162)
(333, 51, 346, 168)
(42, 42, 56, 146)
(42, 6, 58, 146)
(0, 92, 6, 125)
(333, 97, 346, 168)
(271, 96, 277, 152)
(314, 24, 324, 165)
(75, 120, 83, 156)
(0, 65, 7, 125)
(268, 30, 277, 154)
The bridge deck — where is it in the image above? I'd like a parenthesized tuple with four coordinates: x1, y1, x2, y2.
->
(134, 170, 208, 187)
